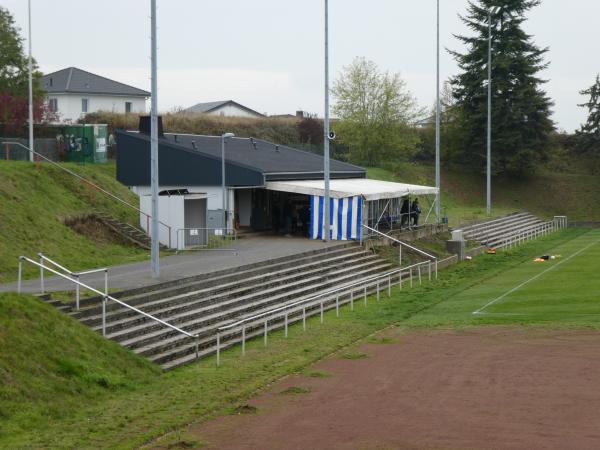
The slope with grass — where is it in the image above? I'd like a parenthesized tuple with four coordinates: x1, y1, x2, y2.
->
(368, 164, 600, 225)
(0, 161, 149, 282)
(2, 229, 597, 449)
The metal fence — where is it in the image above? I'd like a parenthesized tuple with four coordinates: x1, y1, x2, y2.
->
(18, 255, 198, 353)
(498, 216, 568, 249)
(1, 138, 61, 161)
(176, 228, 237, 251)
(215, 259, 441, 366)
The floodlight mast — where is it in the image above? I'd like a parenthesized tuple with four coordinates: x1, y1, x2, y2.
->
(221, 133, 235, 229)
(435, 0, 441, 223)
(323, 0, 331, 241)
(150, 0, 160, 277)
(27, 0, 34, 162)
(486, 8, 493, 216)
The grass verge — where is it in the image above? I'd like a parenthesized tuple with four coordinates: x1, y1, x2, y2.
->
(1, 229, 598, 449)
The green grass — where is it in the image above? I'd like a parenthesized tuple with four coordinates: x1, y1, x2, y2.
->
(1, 229, 599, 449)
(407, 228, 600, 328)
(0, 161, 150, 282)
(367, 164, 600, 226)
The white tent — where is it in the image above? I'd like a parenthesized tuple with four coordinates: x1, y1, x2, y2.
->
(265, 178, 438, 201)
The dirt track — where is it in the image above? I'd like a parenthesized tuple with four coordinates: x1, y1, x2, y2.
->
(189, 327, 600, 450)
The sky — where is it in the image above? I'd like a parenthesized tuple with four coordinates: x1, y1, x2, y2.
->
(2, 0, 599, 132)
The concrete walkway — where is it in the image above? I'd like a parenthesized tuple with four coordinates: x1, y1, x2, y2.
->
(1, 236, 346, 294)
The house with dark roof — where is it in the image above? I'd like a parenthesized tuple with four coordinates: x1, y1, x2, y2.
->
(184, 100, 265, 118)
(116, 118, 438, 249)
(42, 67, 150, 122)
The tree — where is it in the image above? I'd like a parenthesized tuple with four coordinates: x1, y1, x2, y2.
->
(0, 6, 47, 132)
(332, 57, 422, 166)
(450, 0, 554, 174)
(575, 74, 600, 154)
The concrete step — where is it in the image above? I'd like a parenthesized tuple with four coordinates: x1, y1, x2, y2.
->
(465, 216, 541, 242)
(80, 251, 379, 330)
(459, 212, 529, 233)
(73, 242, 357, 309)
(103, 259, 390, 347)
(462, 213, 536, 238)
(466, 218, 543, 243)
(139, 262, 393, 364)
(71, 246, 364, 319)
(158, 270, 407, 370)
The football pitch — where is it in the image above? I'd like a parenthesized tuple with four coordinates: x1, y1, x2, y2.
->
(411, 228, 600, 327)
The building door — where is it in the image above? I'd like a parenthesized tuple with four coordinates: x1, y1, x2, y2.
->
(184, 198, 207, 247)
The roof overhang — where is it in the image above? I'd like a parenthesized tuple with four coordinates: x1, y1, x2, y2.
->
(265, 178, 438, 201)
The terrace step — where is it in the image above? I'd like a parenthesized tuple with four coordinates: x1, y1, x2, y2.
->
(56, 241, 399, 370)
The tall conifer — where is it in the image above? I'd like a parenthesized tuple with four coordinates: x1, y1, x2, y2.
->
(450, 0, 554, 174)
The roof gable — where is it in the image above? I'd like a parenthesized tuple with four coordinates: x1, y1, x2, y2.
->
(42, 67, 150, 97)
(185, 100, 265, 117)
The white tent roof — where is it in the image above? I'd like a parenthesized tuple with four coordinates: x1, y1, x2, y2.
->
(265, 178, 438, 201)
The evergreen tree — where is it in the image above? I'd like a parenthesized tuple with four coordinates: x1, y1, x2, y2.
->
(450, 0, 554, 174)
(575, 74, 600, 154)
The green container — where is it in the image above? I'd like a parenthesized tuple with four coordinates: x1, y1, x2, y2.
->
(63, 124, 108, 163)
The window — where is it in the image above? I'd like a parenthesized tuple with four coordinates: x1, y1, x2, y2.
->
(125, 101, 132, 113)
(81, 98, 89, 113)
(48, 98, 58, 112)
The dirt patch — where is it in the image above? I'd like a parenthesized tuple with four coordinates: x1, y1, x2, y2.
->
(65, 215, 135, 247)
(186, 327, 600, 450)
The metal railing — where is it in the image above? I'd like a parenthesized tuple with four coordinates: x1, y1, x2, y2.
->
(18, 256, 200, 356)
(215, 259, 437, 366)
(3, 141, 173, 248)
(37, 253, 108, 311)
(362, 224, 438, 276)
(176, 227, 237, 252)
(498, 217, 567, 249)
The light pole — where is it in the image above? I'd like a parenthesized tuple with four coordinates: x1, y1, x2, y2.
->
(27, 0, 34, 162)
(323, 0, 331, 241)
(486, 9, 493, 216)
(435, 0, 441, 223)
(150, 0, 159, 277)
(221, 132, 235, 229)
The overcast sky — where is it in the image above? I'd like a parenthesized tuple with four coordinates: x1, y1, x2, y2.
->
(2, 0, 598, 131)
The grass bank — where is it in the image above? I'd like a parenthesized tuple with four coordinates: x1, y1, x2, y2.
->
(1, 229, 596, 449)
(0, 161, 149, 282)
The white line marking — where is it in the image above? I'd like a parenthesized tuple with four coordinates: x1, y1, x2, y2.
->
(472, 238, 600, 315)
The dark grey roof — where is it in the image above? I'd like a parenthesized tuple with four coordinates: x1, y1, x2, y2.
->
(163, 133, 364, 178)
(42, 67, 150, 97)
(115, 130, 365, 187)
(185, 100, 265, 117)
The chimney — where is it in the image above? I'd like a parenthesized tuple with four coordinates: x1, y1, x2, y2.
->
(139, 115, 164, 138)
(296, 110, 305, 118)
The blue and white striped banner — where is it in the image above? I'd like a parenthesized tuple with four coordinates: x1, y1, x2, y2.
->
(310, 196, 362, 240)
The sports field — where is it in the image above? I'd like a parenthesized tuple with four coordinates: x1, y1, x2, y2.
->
(408, 227, 600, 328)
(177, 229, 600, 450)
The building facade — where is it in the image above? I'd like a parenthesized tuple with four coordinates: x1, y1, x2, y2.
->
(42, 67, 149, 123)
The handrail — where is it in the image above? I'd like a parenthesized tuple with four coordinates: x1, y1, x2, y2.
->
(4, 141, 172, 242)
(18, 256, 197, 342)
(362, 224, 437, 261)
(176, 227, 237, 252)
(37, 252, 109, 310)
(218, 261, 430, 333)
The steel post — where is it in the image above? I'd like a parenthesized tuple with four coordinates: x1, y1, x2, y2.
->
(241, 325, 246, 356)
(264, 320, 268, 347)
(18, 259, 22, 294)
(216, 332, 221, 366)
(102, 296, 107, 337)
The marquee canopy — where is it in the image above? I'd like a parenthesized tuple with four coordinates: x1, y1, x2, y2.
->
(265, 178, 438, 201)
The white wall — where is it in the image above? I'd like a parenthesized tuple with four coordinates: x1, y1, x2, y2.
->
(207, 104, 262, 118)
(134, 185, 235, 230)
(139, 195, 184, 249)
(48, 93, 147, 123)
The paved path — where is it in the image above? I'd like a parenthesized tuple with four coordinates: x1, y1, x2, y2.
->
(1, 236, 345, 294)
